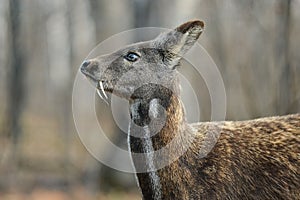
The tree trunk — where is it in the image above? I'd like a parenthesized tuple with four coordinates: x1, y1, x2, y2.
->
(275, 0, 291, 114)
(63, 0, 75, 190)
(88, 0, 105, 42)
(7, 0, 25, 160)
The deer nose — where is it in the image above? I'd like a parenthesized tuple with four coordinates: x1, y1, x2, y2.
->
(81, 60, 90, 68)
(80, 60, 91, 74)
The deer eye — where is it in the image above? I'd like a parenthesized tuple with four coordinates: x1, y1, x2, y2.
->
(124, 52, 140, 62)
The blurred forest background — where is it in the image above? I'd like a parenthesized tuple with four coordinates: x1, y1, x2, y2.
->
(0, 0, 300, 199)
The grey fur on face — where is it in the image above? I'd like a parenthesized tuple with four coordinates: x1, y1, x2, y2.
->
(80, 20, 204, 100)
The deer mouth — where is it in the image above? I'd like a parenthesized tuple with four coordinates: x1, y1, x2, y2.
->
(81, 69, 136, 102)
(81, 68, 98, 85)
(81, 70, 110, 103)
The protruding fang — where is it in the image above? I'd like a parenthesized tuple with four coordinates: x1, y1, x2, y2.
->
(99, 81, 108, 99)
(96, 81, 109, 105)
(96, 88, 109, 105)
(97, 88, 104, 100)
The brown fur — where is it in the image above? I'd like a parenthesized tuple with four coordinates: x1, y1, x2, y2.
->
(141, 94, 300, 199)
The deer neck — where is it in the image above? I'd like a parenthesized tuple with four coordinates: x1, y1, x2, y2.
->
(128, 83, 188, 200)
(128, 84, 186, 150)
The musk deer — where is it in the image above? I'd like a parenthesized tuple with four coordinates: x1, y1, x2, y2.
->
(80, 20, 300, 199)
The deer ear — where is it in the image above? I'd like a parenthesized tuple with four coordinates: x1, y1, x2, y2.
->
(174, 20, 204, 53)
(154, 20, 204, 64)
